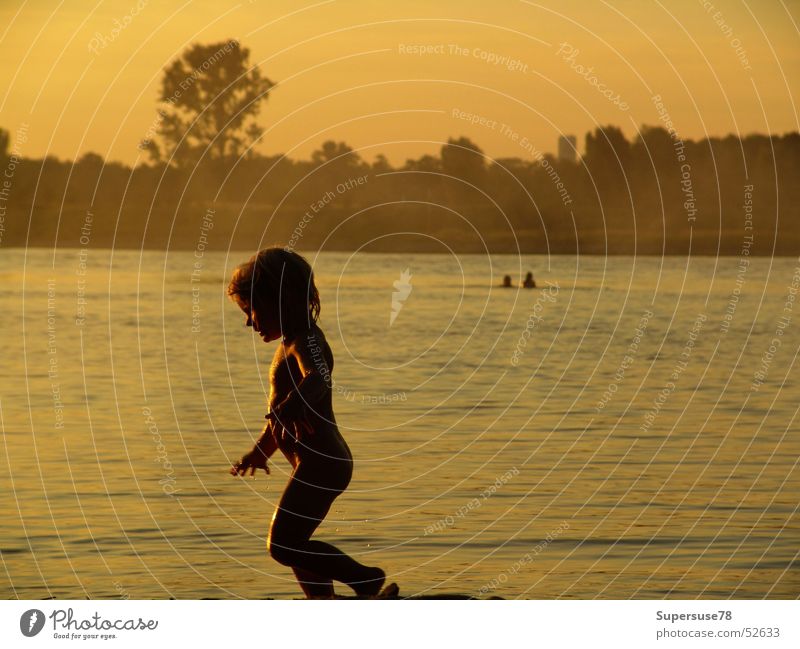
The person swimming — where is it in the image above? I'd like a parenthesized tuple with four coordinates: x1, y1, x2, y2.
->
(227, 247, 392, 598)
(521, 271, 536, 288)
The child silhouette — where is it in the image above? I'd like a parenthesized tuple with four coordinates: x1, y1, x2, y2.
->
(228, 247, 393, 598)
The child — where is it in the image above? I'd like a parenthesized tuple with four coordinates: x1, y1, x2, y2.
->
(228, 247, 392, 598)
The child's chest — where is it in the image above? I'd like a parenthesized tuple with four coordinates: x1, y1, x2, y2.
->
(268, 348, 303, 400)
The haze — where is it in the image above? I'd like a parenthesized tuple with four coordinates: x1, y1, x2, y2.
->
(1, 0, 798, 165)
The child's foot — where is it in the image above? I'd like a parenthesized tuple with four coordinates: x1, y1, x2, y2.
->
(376, 582, 400, 599)
(351, 567, 386, 597)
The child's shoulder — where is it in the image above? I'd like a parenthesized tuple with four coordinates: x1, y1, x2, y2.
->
(286, 323, 334, 371)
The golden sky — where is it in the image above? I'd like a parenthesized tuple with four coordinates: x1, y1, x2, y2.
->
(1, 0, 798, 166)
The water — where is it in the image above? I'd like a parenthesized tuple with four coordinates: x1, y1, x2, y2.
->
(1, 248, 798, 599)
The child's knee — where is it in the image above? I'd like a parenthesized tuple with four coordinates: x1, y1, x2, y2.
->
(267, 534, 298, 566)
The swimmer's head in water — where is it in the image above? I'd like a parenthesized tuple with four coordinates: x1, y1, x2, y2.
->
(228, 247, 321, 340)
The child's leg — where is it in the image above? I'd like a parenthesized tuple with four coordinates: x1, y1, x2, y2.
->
(292, 567, 334, 599)
(268, 461, 385, 596)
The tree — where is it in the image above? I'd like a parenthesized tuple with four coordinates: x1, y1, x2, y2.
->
(77, 151, 105, 169)
(630, 125, 678, 204)
(632, 126, 674, 169)
(311, 140, 355, 163)
(403, 154, 440, 172)
(440, 136, 486, 187)
(143, 40, 274, 168)
(584, 125, 630, 172)
(371, 154, 391, 174)
(307, 140, 366, 207)
(310, 140, 365, 181)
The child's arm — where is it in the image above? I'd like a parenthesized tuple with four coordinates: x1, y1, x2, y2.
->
(255, 420, 278, 456)
(272, 331, 331, 421)
(230, 421, 277, 477)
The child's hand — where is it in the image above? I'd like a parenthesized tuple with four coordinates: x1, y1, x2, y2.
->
(290, 416, 314, 443)
(272, 402, 315, 442)
(230, 447, 270, 477)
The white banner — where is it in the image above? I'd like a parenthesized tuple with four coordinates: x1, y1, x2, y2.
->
(1, 600, 797, 648)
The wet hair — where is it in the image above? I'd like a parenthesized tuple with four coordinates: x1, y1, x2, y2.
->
(227, 247, 320, 335)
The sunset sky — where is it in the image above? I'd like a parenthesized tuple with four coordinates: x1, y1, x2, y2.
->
(1, 0, 797, 166)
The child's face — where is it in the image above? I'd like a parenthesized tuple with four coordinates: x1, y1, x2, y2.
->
(235, 294, 282, 343)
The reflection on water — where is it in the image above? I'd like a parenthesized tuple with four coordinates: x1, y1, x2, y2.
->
(0, 248, 798, 598)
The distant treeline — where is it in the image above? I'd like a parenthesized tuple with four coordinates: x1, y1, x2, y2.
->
(2, 37, 797, 255)
(1, 126, 797, 255)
